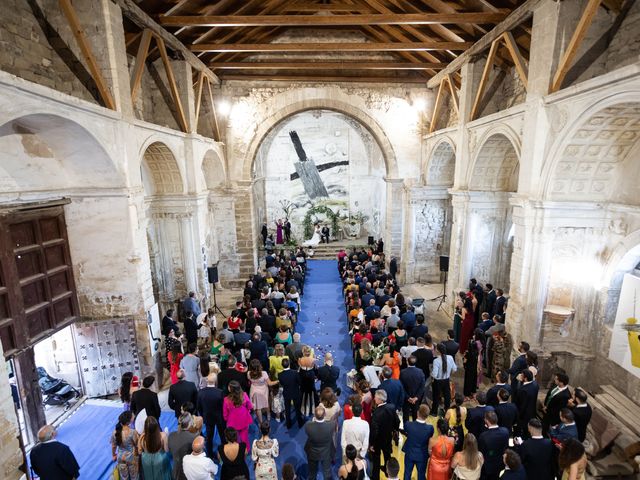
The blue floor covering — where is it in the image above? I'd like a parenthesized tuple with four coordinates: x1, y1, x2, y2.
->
(56, 259, 352, 479)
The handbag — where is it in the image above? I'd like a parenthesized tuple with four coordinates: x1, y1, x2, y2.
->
(112, 465, 120, 480)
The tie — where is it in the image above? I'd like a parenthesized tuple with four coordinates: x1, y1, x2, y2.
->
(546, 387, 559, 406)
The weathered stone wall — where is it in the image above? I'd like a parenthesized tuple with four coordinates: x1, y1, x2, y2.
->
(481, 66, 527, 118)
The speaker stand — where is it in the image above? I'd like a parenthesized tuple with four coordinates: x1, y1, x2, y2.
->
(210, 282, 227, 318)
(432, 271, 450, 316)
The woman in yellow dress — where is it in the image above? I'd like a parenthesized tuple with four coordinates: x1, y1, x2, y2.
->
(445, 393, 468, 451)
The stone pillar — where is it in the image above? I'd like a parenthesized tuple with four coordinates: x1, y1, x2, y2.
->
(231, 181, 258, 284)
(171, 60, 197, 133)
(448, 191, 471, 292)
(0, 340, 22, 480)
(384, 178, 404, 264)
(179, 213, 199, 293)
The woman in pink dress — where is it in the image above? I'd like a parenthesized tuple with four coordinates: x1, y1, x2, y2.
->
(459, 296, 475, 355)
(223, 380, 254, 448)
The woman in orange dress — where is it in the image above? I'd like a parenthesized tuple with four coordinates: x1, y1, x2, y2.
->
(382, 342, 401, 379)
(427, 418, 456, 480)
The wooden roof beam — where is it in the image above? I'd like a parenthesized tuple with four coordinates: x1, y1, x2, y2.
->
(218, 74, 428, 83)
(427, 0, 541, 88)
(160, 12, 509, 27)
(191, 42, 473, 52)
(114, 0, 220, 84)
(209, 61, 447, 70)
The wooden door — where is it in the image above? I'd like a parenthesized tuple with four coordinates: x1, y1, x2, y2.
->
(0, 203, 79, 357)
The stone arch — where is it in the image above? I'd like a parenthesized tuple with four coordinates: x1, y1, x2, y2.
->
(0, 113, 123, 194)
(425, 137, 456, 187)
(201, 148, 226, 191)
(141, 142, 185, 195)
(242, 99, 399, 180)
(543, 97, 640, 202)
(468, 130, 520, 192)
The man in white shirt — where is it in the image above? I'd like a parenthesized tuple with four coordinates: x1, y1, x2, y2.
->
(341, 403, 370, 459)
(400, 337, 418, 360)
(183, 436, 218, 480)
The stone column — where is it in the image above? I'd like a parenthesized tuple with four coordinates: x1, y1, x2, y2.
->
(179, 213, 198, 294)
(171, 60, 197, 133)
(448, 190, 471, 292)
(384, 178, 404, 263)
(231, 181, 258, 284)
(0, 341, 22, 480)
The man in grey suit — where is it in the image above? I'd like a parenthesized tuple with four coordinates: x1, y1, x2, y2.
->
(304, 405, 336, 480)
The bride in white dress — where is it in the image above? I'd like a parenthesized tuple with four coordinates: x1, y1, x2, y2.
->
(303, 224, 321, 247)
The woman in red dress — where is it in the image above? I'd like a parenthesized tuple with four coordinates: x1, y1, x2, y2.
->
(459, 296, 475, 355)
(168, 345, 183, 385)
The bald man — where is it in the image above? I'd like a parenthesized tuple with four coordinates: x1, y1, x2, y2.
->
(317, 352, 341, 396)
(30, 425, 80, 480)
(182, 436, 218, 480)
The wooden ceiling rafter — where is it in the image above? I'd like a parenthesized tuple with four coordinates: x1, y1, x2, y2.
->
(158, 12, 510, 28)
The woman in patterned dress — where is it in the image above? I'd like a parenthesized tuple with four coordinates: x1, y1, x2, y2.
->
(251, 421, 279, 480)
(111, 410, 139, 480)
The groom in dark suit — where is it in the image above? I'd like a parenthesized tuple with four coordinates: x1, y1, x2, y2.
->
(542, 372, 571, 434)
(321, 224, 330, 243)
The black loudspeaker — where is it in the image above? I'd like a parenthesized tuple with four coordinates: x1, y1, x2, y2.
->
(439, 255, 449, 272)
(368, 236, 375, 245)
(207, 266, 219, 284)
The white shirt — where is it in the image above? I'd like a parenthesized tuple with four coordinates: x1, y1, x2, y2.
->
(182, 452, 218, 480)
(431, 355, 457, 380)
(362, 365, 382, 388)
(400, 345, 418, 359)
(341, 417, 370, 458)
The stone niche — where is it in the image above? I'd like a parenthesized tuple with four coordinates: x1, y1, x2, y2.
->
(255, 109, 387, 242)
(412, 198, 451, 283)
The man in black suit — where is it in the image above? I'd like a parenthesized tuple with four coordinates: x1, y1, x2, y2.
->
(284, 219, 292, 243)
(279, 358, 304, 428)
(466, 391, 495, 440)
(304, 406, 337, 480)
(409, 315, 428, 339)
(478, 411, 510, 480)
(507, 342, 529, 391)
(549, 408, 579, 444)
(516, 419, 554, 480)
(30, 425, 80, 480)
(261, 222, 268, 245)
(492, 289, 507, 320)
(183, 312, 202, 345)
(379, 366, 404, 412)
(495, 388, 518, 434)
(320, 224, 330, 243)
(317, 352, 340, 395)
(542, 372, 571, 434)
(571, 388, 592, 442)
(217, 356, 249, 393)
(443, 329, 460, 358)
(248, 333, 269, 372)
(130, 375, 161, 420)
(514, 369, 538, 438)
(389, 257, 397, 280)
(369, 389, 400, 480)
(469, 278, 484, 303)
(162, 309, 180, 337)
(168, 369, 198, 418)
(197, 373, 225, 458)
(486, 371, 512, 408)
(243, 280, 259, 301)
(486, 284, 497, 318)
(399, 355, 425, 423)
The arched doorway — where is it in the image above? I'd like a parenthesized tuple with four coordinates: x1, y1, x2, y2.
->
(467, 133, 519, 290)
(0, 113, 126, 445)
(141, 141, 188, 313)
(253, 109, 387, 245)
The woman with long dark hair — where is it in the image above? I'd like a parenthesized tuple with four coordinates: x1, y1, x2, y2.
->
(223, 381, 254, 448)
(251, 421, 279, 480)
(432, 342, 457, 414)
(118, 372, 136, 410)
(111, 410, 139, 480)
(338, 444, 366, 479)
(463, 329, 484, 400)
(445, 393, 467, 452)
(559, 438, 587, 480)
(138, 416, 170, 480)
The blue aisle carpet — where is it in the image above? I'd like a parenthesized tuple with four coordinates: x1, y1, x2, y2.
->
(54, 401, 178, 479)
(56, 259, 352, 479)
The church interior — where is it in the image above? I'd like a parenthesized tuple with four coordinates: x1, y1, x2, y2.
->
(0, 0, 639, 479)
